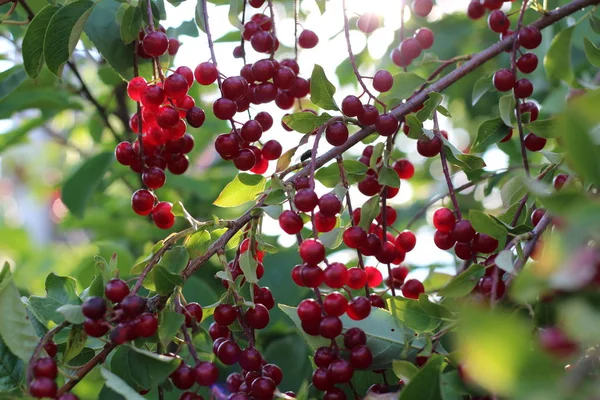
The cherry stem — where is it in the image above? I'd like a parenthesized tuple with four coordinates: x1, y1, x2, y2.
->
(341, 0, 387, 111)
(146, 0, 155, 31)
(58, 342, 117, 396)
(381, 135, 397, 296)
(27, 321, 69, 384)
(512, 0, 531, 178)
(267, 0, 277, 59)
(175, 296, 202, 365)
(337, 156, 370, 297)
(240, 0, 247, 64)
(293, 0, 299, 59)
(433, 111, 462, 220)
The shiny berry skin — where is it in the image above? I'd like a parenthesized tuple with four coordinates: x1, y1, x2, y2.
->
(135, 313, 158, 337)
(319, 315, 343, 338)
(43, 341, 57, 358)
(214, 304, 238, 326)
(251, 377, 276, 398)
(115, 141, 136, 166)
(452, 219, 476, 243)
(141, 84, 165, 108)
(531, 208, 545, 227)
(455, 242, 474, 260)
(314, 347, 335, 369)
(262, 363, 283, 385)
(262, 140, 282, 160)
(327, 359, 354, 383)
(233, 149, 256, 171)
(539, 327, 578, 358)
(376, 113, 399, 136)
(29, 378, 57, 399)
(514, 79, 533, 98)
(433, 230, 455, 250)
(195, 62, 218, 85)
(105, 278, 129, 303)
(156, 106, 180, 129)
(433, 207, 456, 233)
(554, 174, 568, 191)
(414, 28, 434, 49)
(467, 1, 485, 19)
(341, 95, 362, 117)
(130, 189, 153, 215)
(323, 292, 348, 317)
(350, 345, 373, 369)
(278, 210, 304, 234)
(121, 295, 146, 317)
(222, 76, 248, 100)
(357, 12, 379, 33)
(488, 10, 510, 33)
(209, 322, 230, 340)
(344, 328, 367, 351)
(186, 106, 206, 128)
(127, 76, 147, 101)
(390, 266, 409, 288)
(358, 104, 380, 126)
(400, 37, 422, 61)
(395, 230, 416, 252)
(325, 121, 349, 146)
(402, 279, 425, 299)
(142, 167, 166, 189)
(369, 294, 385, 308)
(493, 68, 515, 92)
(83, 318, 109, 337)
(315, 212, 336, 232)
(297, 298, 322, 322)
(184, 303, 203, 327)
(473, 233, 499, 253)
(524, 133, 546, 152)
(298, 29, 319, 48)
(246, 303, 270, 329)
(517, 53, 538, 74)
(301, 263, 325, 288)
(164, 73, 188, 99)
(358, 174, 382, 196)
(373, 70, 393, 92)
(82, 296, 106, 320)
(412, 0, 433, 17)
(227, 372, 244, 393)
(299, 239, 326, 264)
(478, 275, 506, 298)
(194, 362, 219, 386)
(393, 159, 415, 180)
(294, 189, 318, 212)
(152, 201, 175, 229)
(142, 31, 169, 56)
(343, 226, 367, 249)
(319, 194, 342, 217)
(241, 120, 263, 142)
(215, 134, 239, 158)
(365, 266, 383, 287)
(347, 267, 368, 290)
(213, 98, 237, 120)
(519, 102, 539, 122)
(312, 367, 333, 391)
(416, 135, 442, 157)
(168, 154, 189, 175)
(347, 296, 371, 321)
(323, 263, 349, 288)
(33, 357, 57, 379)
(172, 365, 195, 389)
(518, 26, 542, 49)
(239, 347, 263, 372)
(217, 340, 242, 365)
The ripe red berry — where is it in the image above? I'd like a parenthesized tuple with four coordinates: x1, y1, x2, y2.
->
(105, 278, 129, 303)
(373, 70, 393, 92)
(43, 341, 57, 358)
(164, 73, 188, 100)
(171, 365, 195, 389)
(554, 174, 568, 191)
(395, 230, 416, 252)
(142, 31, 169, 56)
(213, 98, 237, 120)
(518, 26, 542, 49)
(375, 113, 399, 136)
(278, 210, 304, 234)
(412, 0, 433, 17)
(315, 212, 336, 232)
(186, 106, 206, 128)
(233, 148, 256, 171)
(298, 298, 322, 322)
(33, 357, 57, 379)
(294, 189, 318, 212)
(455, 242, 474, 260)
(402, 279, 425, 299)
(344, 327, 367, 349)
(141, 84, 165, 108)
(262, 140, 282, 160)
(214, 304, 238, 326)
(414, 28, 434, 49)
(347, 267, 368, 290)
(82, 296, 106, 320)
(488, 10, 510, 33)
(142, 166, 166, 190)
(343, 226, 367, 249)
(478, 275, 506, 298)
(314, 347, 335, 368)
(341, 95, 363, 117)
(298, 30, 319, 48)
(152, 201, 175, 229)
(493, 68, 516, 92)
(83, 318, 109, 337)
(433, 229, 456, 250)
(319, 315, 343, 338)
(519, 102, 539, 122)
(433, 208, 456, 232)
(168, 154, 190, 175)
(524, 133, 546, 152)
(325, 121, 349, 146)
(195, 62, 218, 85)
(357, 13, 379, 33)
(323, 292, 348, 317)
(531, 208, 545, 227)
(318, 194, 342, 217)
(347, 296, 371, 320)
(467, 1, 485, 19)
(350, 345, 373, 369)
(400, 37, 422, 61)
(517, 53, 538, 74)
(393, 159, 415, 180)
(473, 233, 499, 253)
(452, 219, 476, 243)
(327, 359, 354, 383)
(131, 189, 155, 216)
(135, 313, 158, 337)
(299, 239, 326, 264)
(217, 340, 242, 365)
(323, 262, 349, 288)
(29, 378, 57, 399)
(251, 31, 275, 53)
(417, 135, 442, 157)
(209, 322, 230, 340)
(127, 77, 147, 101)
(121, 295, 146, 318)
(156, 106, 180, 129)
(184, 303, 203, 327)
(365, 266, 383, 287)
(514, 79, 534, 98)
(194, 362, 219, 386)
(246, 303, 270, 329)
(251, 377, 276, 398)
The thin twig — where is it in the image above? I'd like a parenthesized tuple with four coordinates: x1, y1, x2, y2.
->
(433, 111, 462, 220)
(27, 321, 69, 384)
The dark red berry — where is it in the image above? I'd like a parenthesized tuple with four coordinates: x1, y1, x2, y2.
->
(278, 210, 304, 234)
(33, 357, 57, 379)
(327, 359, 354, 383)
(414, 28, 434, 49)
(347, 296, 371, 320)
(135, 313, 158, 337)
(517, 53, 538, 74)
(298, 30, 319, 48)
(186, 106, 206, 128)
(343, 226, 367, 249)
(294, 189, 318, 212)
(433, 207, 456, 233)
(412, 0, 433, 17)
(473, 233, 499, 253)
(121, 295, 146, 318)
(194, 362, 219, 386)
(172, 365, 195, 389)
(402, 279, 425, 299)
(416, 135, 442, 157)
(514, 79, 534, 99)
(488, 10, 510, 33)
(29, 378, 57, 399)
(105, 279, 129, 303)
(373, 70, 393, 92)
(323, 263, 349, 288)
(524, 133, 546, 152)
(82, 297, 106, 320)
(323, 292, 348, 317)
(246, 303, 270, 329)
(493, 68, 515, 92)
(142, 31, 169, 56)
(214, 304, 238, 326)
(299, 239, 326, 264)
(325, 122, 349, 146)
(195, 62, 218, 85)
(518, 26, 542, 49)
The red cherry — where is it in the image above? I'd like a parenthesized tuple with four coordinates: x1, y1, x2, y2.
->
(433, 207, 456, 233)
(416, 135, 442, 157)
(433, 230, 456, 250)
(195, 62, 218, 85)
(135, 313, 158, 337)
(412, 0, 433, 17)
(186, 106, 206, 128)
(393, 159, 415, 179)
(402, 279, 425, 299)
(152, 202, 175, 229)
(323, 262, 349, 288)
(347, 296, 371, 320)
(164, 73, 188, 100)
(131, 189, 155, 216)
(127, 77, 147, 101)
(142, 31, 169, 56)
(299, 239, 326, 264)
(319, 315, 343, 338)
(365, 266, 383, 287)
(214, 304, 238, 326)
(171, 365, 195, 389)
(493, 68, 515, 92)
(488, 10, 510, 33)
(29, 378, 57, 399)
(297, 298, 322, 322)
(246, 303, 270, 329)
(514, 79, 534, 98)
(414, 28, 434, 49)
(517, 53, 538, 74)
(395, 230, 416, 252)
(357, 13, 380, 33)
(473, 233, 499, 253)
(327, 359, 354, 383)
(105, 278, 129, 303)
(323, 292, 348, 317)
(325, 121, 349, 146)
(194, 362, 219, 386)
(341, 95, 363, 117)
(452, 219, 476, 243)
(343, 226, 367, 249)
(539, 327, 578, 358)
(467, 1, 485, 19)
(524, 133, 546, 152)
(278, 210, 304, 234)
(518, 26, 542, 49)
(373, 70, 393, 92)
(33, 357, 57, 379)
(298, 29, 319, 48)
(294, 189, 318, 212)
(350, 345, 373, 369)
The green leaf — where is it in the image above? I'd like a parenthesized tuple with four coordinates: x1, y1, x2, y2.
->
(239, 250, 258, 283)
(0, 264, 39, 361)
(387, 297, 441, 332)
(404, 114, 424, 139)
(494, 250, 514, 274)
(358, 195, 380, 231)
(120, 5, 142, 44)
(379, 72, 425, 104)
(0, 336, 24, 392)
(472, 74, 493, 106)
(261, 204, 283, 219)
(44, 0, 95, 77)
(214, 30, 241, 42)
(184, 230, 212, 259)
(62, 152, 114, 218)
(416, 92, 443, 122)
(101, 368, 146, 400)
(369, 142, 385, 169)
(560, 106, 600, 188)
(194, 0, 206, 32)
(319, 227, 344, 249)
(0, 66, 27, 102)
(544, 26, 575, 83)
(499, 94, 516, 128)
(0, 88, 82, 120)
(392, 360, 419, 382)
(441, 137, 486, 173)
(310, 65, 338, 111)
(63, 324, 87, 363)
(264, 189, 286, 205)
(378, 166, 400, 188)
(524, 118, 559, 138)
(472, 118, 510, 153)
(275, 146, 298, 173)
(152, 267, 183, 295)
(468, 210, 507, 244)
(56, 304, 84, 324)
(46, 273, 80, 304)
(158, 246, 189, 275)
(22, 5, 61, 78)
(158, 310, 185, 349)
(583, 37, 600, 67)
(279, 304, 423, 369)
(590, 14, 600, 34)
(399, 354, 444, 400)
(127, 346, 180, 388)
(214, 173, 266, 208)
(228, 0, 243, 29)
(438, 264, 485, 298)
(315, 160, 367, 188)
(282, 112, 331, 134)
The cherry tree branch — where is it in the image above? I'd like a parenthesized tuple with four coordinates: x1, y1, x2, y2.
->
(27, 321, 69, 384)
(433, 111, 462, 219)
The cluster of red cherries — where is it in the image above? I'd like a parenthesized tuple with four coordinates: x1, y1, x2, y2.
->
(29, 348, 78, 400)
